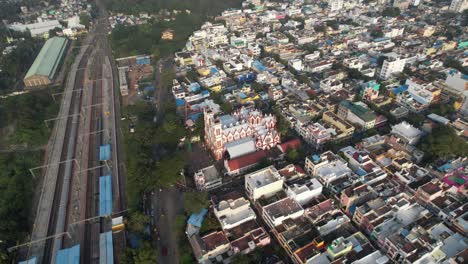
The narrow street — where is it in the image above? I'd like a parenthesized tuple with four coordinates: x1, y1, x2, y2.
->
(151, 56, 185, 263)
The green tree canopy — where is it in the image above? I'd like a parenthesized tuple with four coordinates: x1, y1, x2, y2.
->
(183, 191, 209, 215)
(420, 126, 468, 161)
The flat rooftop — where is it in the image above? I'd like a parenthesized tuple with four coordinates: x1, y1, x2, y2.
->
(246, 166, 282, 188)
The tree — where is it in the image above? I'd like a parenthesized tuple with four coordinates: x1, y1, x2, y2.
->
(127, 211, 150, 235)
(382, 7, 400, 17)
(79, 13, 91, 29)
(420, 126, 468, 161)
(184, 191, 209, 215)
(133, 242, 158, 264)
(370, 30, 384, 38)
(154, 152, 186, 188)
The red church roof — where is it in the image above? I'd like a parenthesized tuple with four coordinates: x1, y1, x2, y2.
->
(278, 139, 301, 153)
(226, 150, 267, 172)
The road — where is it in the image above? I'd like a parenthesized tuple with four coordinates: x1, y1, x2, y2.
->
(151, 57, 185, 263)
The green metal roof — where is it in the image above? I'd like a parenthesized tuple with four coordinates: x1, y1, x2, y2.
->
(25, 37, 68, 80)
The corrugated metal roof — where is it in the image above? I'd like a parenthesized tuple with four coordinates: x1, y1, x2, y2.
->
(99, 232, 114, 264)
(56, 245, 80, 264)
(99, 144, 111, 161)
(99, 175, 113, 216)
(25, 37, 68, 80)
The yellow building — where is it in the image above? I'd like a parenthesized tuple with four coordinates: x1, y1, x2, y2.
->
(322, 111, 355, 138)
(209, 85, 222, 93)
(161, 29, 174, 40)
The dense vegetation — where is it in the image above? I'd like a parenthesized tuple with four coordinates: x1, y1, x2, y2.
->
(420, 125, 468, 162)
(0, 89, 60, 261)
(0, 30, 42, 93)
(105, 0, 243, 16)
(108, 0, 244, 58)
(0, 88, 60, 147)
(110, 13, 205, 58)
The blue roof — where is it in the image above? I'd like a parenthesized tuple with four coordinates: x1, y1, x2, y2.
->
(189, 83, 201, 92)
(312, 155, 320, 162)
(18, 257, 37, 264)
(190, 112, 202, 121)
(392, 85, 408, 94)
(356, 168, 367, 177)
(176, 98, 186, 107)
(99, 144, 111, 161)
(374, 37, 389, 42)
(239, 92, 247, 99)
(201, 90, 210, 96)
(99, 232, 114, 264)
(187, 208, 208, 228)
(401, 229, 410, 237)
(144, 85, 155, 92)
(56, 245, 80, 264)
(437, 163, 452, 172)
(253, 60, 267, 72)
(99, 175, 113, 216)
(210, 67, 219, 74)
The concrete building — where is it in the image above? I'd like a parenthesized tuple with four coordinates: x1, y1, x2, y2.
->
(213, 192, 256, 230)
(379, 57, 406, 80)
(245, 166, 284, 201)
(204, 106, 280, 160)
(8, 20, 62, 38)
(337, 101, 377, 130)
(390, 121, 423, 145)
(329, 0, 344, 12)
(118, 67, 129, 96)
(262, 197, 304, 228)
(286, 178, 323, 206)
(450, 0, 468, 12)
(194, 165, 222, 191)
(24, 37, 68, 88)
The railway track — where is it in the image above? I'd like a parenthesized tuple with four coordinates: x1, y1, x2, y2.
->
(83, 44, 105, 264)
(42, 46, 92, 264)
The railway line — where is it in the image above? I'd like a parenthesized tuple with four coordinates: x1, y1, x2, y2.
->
(23, 5, 126, 263)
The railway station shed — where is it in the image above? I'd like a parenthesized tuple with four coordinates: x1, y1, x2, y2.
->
(55, 244, 80, 264)
(99, 231, 114, 264)
(99, 175, 113, 216)
(99, 144, 111, 161)
(23, 37, 69, 88)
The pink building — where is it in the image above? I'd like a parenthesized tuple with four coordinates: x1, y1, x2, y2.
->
(443, 166, 468, 193)
(204, 106, 280, 160)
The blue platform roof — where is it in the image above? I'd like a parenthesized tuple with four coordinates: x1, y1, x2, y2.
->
(18, 257, 37, 264)
(99, 175, 113, 216)
(187, 208, 208, 228)
(99, 232, 114, 264)
(99, 144, 111, 161)
(56, 245, 80, 264)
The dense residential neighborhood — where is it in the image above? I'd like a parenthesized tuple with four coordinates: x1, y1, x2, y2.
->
(0, 0, 467, 264)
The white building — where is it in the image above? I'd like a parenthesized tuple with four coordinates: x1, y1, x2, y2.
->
(118, 67, 129, 96)
(8, 20, 62, 38)
(286, 178, 323, 206)
(288, 59, 303, 72)
(262, 197, 304, 228)
(391, 121, 423, 145)
(450, 0, 468, 12)
(213, 195, 256, 230)
(194, 165, 223, 191)
(379, 57, 406, 80)
(329, 0, 344, 12)
(245, 166, 284, 201)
